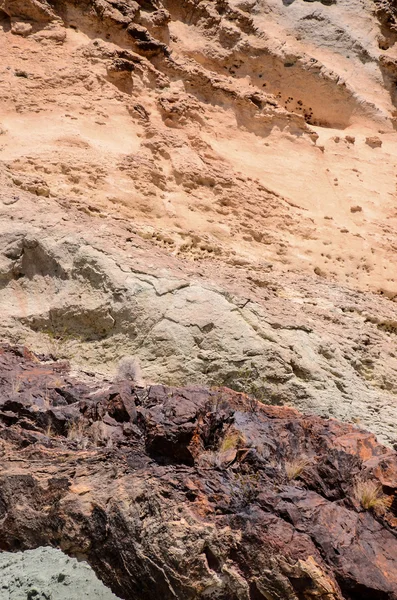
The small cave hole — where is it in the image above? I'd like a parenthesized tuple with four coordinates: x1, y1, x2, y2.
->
(203, 545, 221, 572)
(0, 9, 11, 30)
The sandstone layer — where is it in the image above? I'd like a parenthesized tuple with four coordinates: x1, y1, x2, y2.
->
(0, 344, 397, 599)
(1, 0, 397, 293)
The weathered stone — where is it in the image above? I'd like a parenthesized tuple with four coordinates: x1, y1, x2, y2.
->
(0, 345, 397, 599)
(10, 19, 32, 35)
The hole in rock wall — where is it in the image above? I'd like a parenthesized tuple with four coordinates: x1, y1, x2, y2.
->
(0, 9, 10, 29)
(0, 547, 120, 600)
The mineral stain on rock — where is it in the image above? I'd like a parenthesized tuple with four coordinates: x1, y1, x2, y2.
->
(0, 547, 119, 600)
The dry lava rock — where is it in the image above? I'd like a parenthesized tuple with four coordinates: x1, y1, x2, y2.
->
(0, 345, 397, 599)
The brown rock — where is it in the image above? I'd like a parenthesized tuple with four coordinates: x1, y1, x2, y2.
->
(0, 0, 56, 22)
(366, 136, 383, 148)
(0, 346, 397, 599)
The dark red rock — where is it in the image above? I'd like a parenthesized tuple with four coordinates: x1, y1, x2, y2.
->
(0, 345, 396, 599)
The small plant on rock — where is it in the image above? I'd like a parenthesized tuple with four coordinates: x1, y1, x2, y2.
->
(201, 451, 223, 469)
(285, 456, 312, 480)
(353, 479, 389, 511)
(67, 418, 89, 448)
(10, 372, 23, 395)
(44, 424, 55, 438)
(220, 430, 245, 453)
(117, 356, 145, 386)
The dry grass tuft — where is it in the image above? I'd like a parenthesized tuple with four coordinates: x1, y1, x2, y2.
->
(44, 424, 55, 438)
(285, 456, 312, 480)
(10, 372, 23, 395)
(67, 419, 88, 443)
(353, 479, 390, 511)
(220, 430, 245, 453)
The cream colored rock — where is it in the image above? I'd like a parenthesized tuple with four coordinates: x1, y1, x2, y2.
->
(11, 20, 32, 35)
(1, 182, 397, 445)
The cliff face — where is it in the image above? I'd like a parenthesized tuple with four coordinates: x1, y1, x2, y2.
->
(1, 344, 397, 600)
(1, 0, 397, 447)
(2, 2, 397, 596)
(2, 0, 397, 291)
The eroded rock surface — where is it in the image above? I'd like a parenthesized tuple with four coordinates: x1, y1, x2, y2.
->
(1, 0, 397, 450)
(2, 184, 397, 446)
(0, 345, 397, 599)
(2, 0, 397, 294)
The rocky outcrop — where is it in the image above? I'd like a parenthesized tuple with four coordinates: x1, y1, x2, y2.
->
(0, 344, 397, 599)
(1, 0, 397, 475)
(3, 0, 397, 596)
(0, 0, 56, 22)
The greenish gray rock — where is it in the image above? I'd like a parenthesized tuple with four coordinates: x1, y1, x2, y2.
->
(0, 547, 120, 600)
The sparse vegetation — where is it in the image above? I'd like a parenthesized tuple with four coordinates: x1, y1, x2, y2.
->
(45, 424, 55, 438)
(10, 372, 22, 395)
(231, 472, 260, 509)
(353, 479, 390, 511)
(42, 326, 78, 360)
(67, 419, 89, 445)
(66, 418, 112, 449)
(285, 456, 312, 480)
(220, 430, 245, 452)
(202, 451, 223, 469)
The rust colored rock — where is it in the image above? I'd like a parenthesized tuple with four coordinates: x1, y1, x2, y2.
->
(0, 345, 397, 599)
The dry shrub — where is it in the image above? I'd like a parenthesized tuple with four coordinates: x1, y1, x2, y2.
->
(201, 451, 223, 469)
(117, 356, 145, 386)
(67, 419, 88, 443)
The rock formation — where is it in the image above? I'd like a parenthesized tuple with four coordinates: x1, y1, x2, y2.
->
(0, 344, 397, 599)
(2, 0, 397, 595)
(1, 0, 397, 447)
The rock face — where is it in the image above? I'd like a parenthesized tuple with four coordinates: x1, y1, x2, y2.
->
(3, 0, 397, 596)
(1, 0, 397, 448)
(3, 184, 397, 446)
(1, 344, 397, 599)
(0, 0, 396, 445)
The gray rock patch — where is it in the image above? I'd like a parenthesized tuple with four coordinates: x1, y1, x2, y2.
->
(0, 547, 120, 600)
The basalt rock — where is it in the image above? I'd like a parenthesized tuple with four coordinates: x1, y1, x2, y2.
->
(1, 344, 397, 599)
